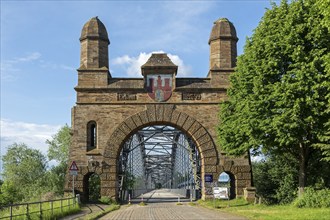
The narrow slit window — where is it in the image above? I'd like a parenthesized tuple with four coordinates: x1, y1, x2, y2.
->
(87, 121, 97, 151)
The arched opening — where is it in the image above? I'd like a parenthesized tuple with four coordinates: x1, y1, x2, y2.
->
(117, 125, 201, 202)
(218, 172, 236, 199)
(87, 121, 97, 151)
(83, 172, 101, 202)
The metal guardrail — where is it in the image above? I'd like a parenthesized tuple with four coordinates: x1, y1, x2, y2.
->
(0, 196, 79, 219)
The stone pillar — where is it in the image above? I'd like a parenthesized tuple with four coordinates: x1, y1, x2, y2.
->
(244, 187, 256, 203)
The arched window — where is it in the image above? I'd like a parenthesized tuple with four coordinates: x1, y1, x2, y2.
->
(87, 121, 97, 151)
(219, 172, 230, 187)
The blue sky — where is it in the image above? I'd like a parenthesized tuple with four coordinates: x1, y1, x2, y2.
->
(0, 0, 277, 159)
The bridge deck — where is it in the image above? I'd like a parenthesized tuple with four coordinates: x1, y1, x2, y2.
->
(101, 189, 246, 220)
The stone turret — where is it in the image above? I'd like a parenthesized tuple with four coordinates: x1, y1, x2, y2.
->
(208, 18, 238, 87)
(80, 16, 109, 69)
(77, 17, 110, 88)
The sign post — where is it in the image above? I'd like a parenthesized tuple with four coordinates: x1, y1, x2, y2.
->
(69, 161, 79, 197)
(213, 187, 230, 199)
(213, 186, 230, 208)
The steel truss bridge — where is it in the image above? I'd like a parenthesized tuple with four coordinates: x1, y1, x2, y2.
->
(118, 125, 201, 200)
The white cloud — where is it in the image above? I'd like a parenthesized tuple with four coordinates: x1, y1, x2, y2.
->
(16, 52, 41, 62)
(111, 51, 192, 77)
(1, 52, 42, 81)
(1, 52, 75, 81)
(39, 61, 75, 71)
(0, 118, 61, 155)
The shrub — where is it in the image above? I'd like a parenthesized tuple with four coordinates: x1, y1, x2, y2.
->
(293, 187, 330, 208)
(99, 196, 116, 205)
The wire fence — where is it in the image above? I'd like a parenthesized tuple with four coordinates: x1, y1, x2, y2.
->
(0, 196, 79, 219)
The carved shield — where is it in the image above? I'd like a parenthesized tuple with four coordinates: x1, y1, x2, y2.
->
(147, 74, 172, 102)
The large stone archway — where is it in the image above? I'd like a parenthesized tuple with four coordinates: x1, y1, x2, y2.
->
(65, 17, 253, 202)
(102, 105, 219, 199)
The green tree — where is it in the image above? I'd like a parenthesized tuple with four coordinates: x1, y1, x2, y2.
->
(46, 124, 71, 164)
(2, 143, 47, 186)
(46, 124, 71, 195)
(218, 0, 330, 196)
(1, 143, 48, 202)
(0, 181, 23, 205)
(253, 155, 298, 204)
(45, 162, 68, 195)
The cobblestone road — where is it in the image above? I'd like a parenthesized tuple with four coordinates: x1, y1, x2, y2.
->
(100, 189, 246, 220)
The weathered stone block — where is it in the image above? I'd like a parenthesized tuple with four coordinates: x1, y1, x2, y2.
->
(177, 112, 188, 127)
(101, 180, 116, 188)
(201, 149, 217, 158)
(138, 111, 149, 124)
(182, 117, 196, 132)
(187, 121, 202, 136)
(155, 105, 165, 122)
(124, 117, 137, 131)
(236, 172, 251, 180)
(194, 127, 207, 140)
(163, 104, 174, 121)
(223, 160, 234, 171)
(203, 157, 218, 165)
(131, 114, 143, 128)
(170, 110, 180, 124)
(197, 134, 212, 146)
(237, 165, 251, 173)
(146, 105, 156, 122)
(204, 165, 217, 173)
(118, 122, 131, 136)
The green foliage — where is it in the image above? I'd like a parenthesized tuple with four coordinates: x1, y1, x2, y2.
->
(0, 181, 23, 205)
(199, 199, 330, 220)
(2, 143, 47, 185)
(45, 125, 71, 196)
(123, 172, 135, 190)
(0, 125, 72, 205)
(0, 143, 49, 204)
(85, 204, 120, 220)
(218, 0, 330, 192)
(99, 196, 115, 205)
(0, 197, 80, 219)
(89, 173, 101, 201)
(253, 150, 330, 204)
(46, 124, 71, 164)
(198, 198, 249, 209)
(138, 201, 147, 206)
(155, 183, 162, 189)
(293, 187, 330, 208)
(45, 162, 68, 195)
(313, 0, 330, 162)
(253, 155, 298, 204)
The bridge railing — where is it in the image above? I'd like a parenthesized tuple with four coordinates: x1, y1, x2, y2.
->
(0, 196, 79, 219)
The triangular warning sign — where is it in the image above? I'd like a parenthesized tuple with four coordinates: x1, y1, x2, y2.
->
(69, 161, 79, 171)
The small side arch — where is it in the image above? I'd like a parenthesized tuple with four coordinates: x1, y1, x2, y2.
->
(218, 171, 236, 199)
(83, 172, 101, 202)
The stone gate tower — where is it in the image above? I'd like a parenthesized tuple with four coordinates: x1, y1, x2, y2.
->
(66, 17, 254, 201)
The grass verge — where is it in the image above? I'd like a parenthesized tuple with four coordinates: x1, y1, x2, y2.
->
(0, 198, 81, 219)
(197, 198, 330, 220)
(85, 204, 120, 220)
(138, 201, 147, 206)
